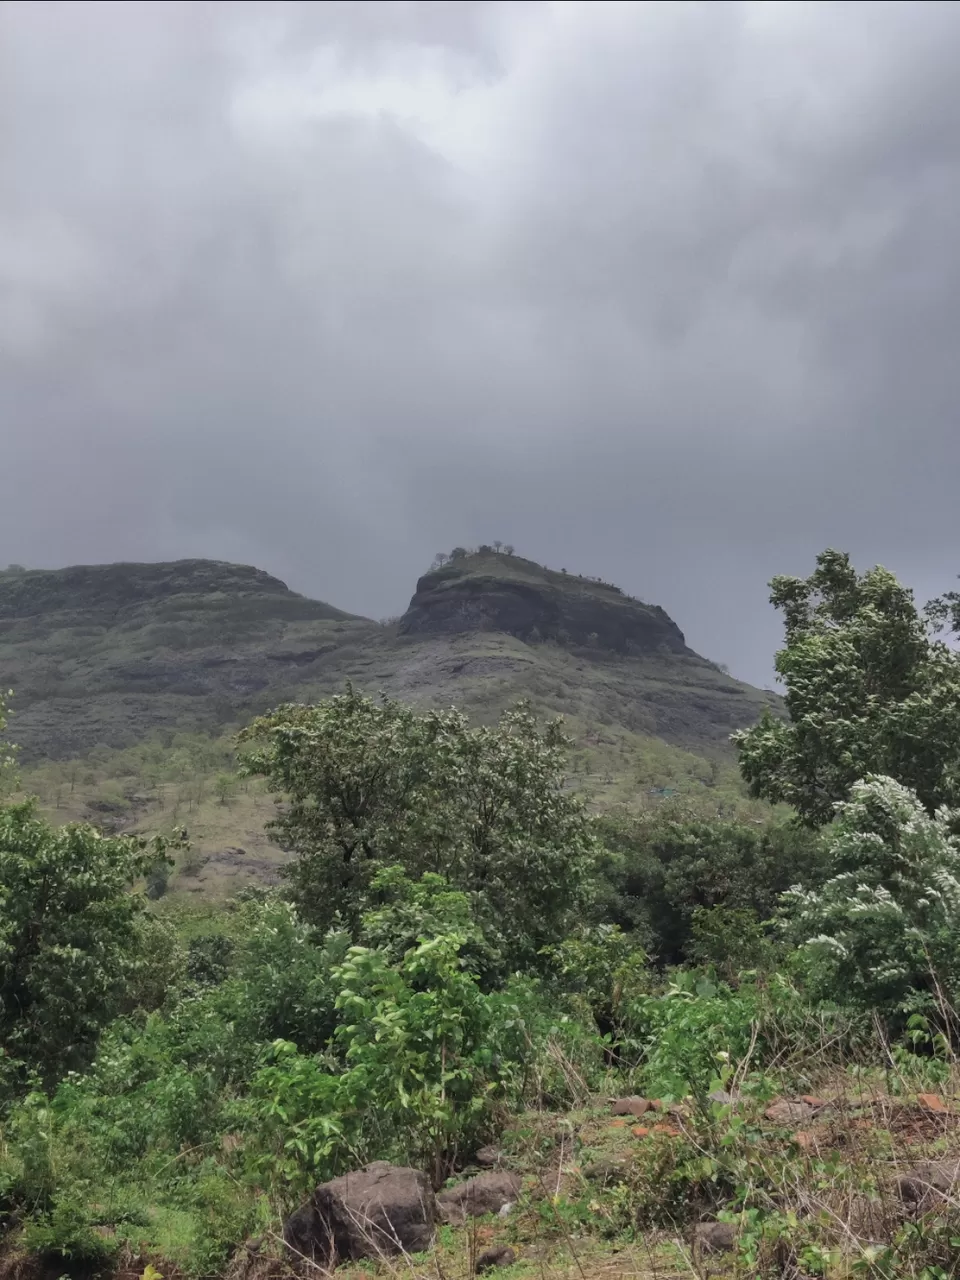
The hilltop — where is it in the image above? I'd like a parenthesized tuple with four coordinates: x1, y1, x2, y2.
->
(401, 551, 689, 653)
(1, 551, 779, 891)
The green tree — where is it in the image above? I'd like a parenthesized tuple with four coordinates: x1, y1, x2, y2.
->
(0, 690, 18, 798)
(596, 809, 823, 965)
(783, 775, 960, 1016)
(0, 801, 177, 1089)
(734, 550, 960, 826)
(238, 689, 597, 972)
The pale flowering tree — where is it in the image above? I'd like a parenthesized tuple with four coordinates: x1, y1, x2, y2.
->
(784, 775, 960, 1013)
(0, 691, 17, 797)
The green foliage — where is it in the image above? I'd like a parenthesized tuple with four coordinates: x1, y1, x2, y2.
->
(0, 801, 181, 1091)
(0, 690, 18, 797)
(239, 690, 598, 972)
(783, 774, 960, 1016)
(597, 808, 823, 965)
(735, 549, 960, 825)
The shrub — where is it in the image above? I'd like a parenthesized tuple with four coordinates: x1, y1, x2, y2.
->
(783, 774, 960, 1018)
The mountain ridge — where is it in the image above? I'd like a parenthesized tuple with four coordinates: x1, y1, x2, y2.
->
(0, 553, 776, 766)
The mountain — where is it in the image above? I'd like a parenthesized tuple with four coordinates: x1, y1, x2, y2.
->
(1, 552, 778, 892)
(0, 551, 774, 760)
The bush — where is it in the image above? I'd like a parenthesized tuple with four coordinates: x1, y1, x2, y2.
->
(783, 774, 960, 1019)
(597, 810, 824, 966)
(239, 691, 598, 974)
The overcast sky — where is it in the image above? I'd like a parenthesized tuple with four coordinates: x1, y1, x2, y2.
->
(4, 0, 960, 683)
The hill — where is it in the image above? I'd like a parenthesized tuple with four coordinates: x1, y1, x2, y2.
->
(1, 551, 779, 893)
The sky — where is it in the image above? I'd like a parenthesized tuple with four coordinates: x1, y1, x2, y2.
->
(3, 0, 960, 685)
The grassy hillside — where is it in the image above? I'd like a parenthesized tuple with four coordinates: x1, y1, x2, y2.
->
(3, 552, 780, 895)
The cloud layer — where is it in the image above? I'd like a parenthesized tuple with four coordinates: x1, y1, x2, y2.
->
(4, 0, 960, 682)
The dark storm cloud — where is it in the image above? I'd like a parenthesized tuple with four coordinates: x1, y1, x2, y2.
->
(4, 0, 960, 682)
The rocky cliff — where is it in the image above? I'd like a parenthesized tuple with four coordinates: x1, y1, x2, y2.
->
(399, 553, 689, 655)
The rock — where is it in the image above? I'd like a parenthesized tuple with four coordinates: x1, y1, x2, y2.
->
(475, 1145, 502, 1167)
(610, 1096, 651, 1117)
(764, 1100, 815, 1124)
(283, 1161, 436, 1266)
(583, 1158, 630, 1185)
(899, 1158, 960, 1209)
(694, 1221, 737, 1255)
(497, 1202, 514, 1220)
(917, 1092, 950, 1114)
(437, 1172, 522, 1224)
(476, 1246, 517, 1273)
(708, 1089, 739, 1107)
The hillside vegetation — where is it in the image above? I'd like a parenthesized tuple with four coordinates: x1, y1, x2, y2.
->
(6, 550, 960, 1280)
(2, 551, 779, 894)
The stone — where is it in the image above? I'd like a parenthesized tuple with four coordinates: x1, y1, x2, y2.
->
(282, 1161, 436, 1267)
(917, 1092, 950, 1114)
(476, 1246, 517, 1273)
(497, 1202, 514, 1220)
(610, 1096, 651, 1117)
(475, 1145, 502, 1167)
(583, 1158, 630, 1185)
(764, 1100, 815, 1124)
(437, 1172, 523, 1224)
(898, 1158, 960, 1209)
(694, 1221, 737, 1255)
(708, 1089, 739, 1107)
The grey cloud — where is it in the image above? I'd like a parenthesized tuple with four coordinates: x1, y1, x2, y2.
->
(3, 0, 960, 683)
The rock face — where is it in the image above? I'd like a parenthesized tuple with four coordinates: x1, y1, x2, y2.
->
(399, 553, 689, 655)
(283, 1162, 437, 1266)
(436, 1171, 522, 1224)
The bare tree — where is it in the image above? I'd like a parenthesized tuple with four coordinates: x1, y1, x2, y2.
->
(504, 544, 515, 556)
(431, 552, 448, 569)
(493, 540, 503, 553)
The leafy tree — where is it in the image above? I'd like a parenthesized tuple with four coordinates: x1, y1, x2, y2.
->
(596, 809, 823, 966)
(238, 689, 598, 972)
(449, 546, 468, 560)
(0, 690, 18, 797)
(504, 544, 515, 555)
(783, 775, 960, 1016)
(214, 771, 235, 805)
(0, 801, 179, 1088)
(734, 550, 960, 825)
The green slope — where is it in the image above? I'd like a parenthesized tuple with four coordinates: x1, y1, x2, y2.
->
(2, 552, 779, 894)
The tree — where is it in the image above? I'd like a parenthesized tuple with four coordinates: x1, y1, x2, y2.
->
(238, 689, 598, 972)
(596, 809, 824, 965)
(783, 775, 960, 1016)
(504, 545, 515, 556)
(734, 550, 960, 825)
(214, 771, 235, 805)
(0, 801, 179, 1088)
(493, 540, 503, 553)
(450, 546, 468, 561)
(431, 552, 448, 570)
(0, 691, 17, 798)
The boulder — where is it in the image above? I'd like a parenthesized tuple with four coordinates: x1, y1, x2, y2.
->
(898, 1158, 960, 1209)
(610, 1096, 651, 1117)
(476, 1245, 517, 1273)
(283, 1161, 436, 1266)
(437, 1171, 522, 1224)
(475, 1145, 502, 1167)
(764, 1100, 815, 1124)
(693, 1221, 737, 1255)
